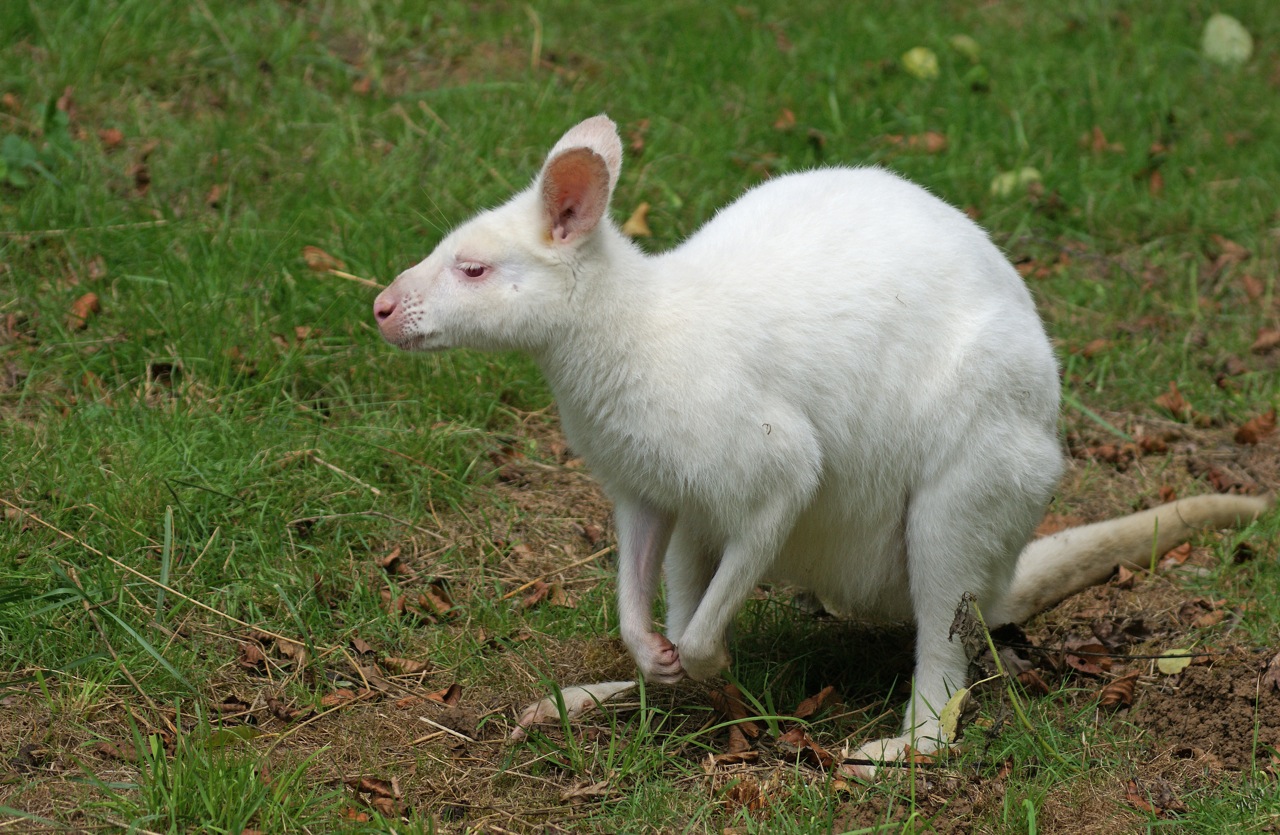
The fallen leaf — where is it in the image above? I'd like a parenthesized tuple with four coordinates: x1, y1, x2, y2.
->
(1156, 649, 1193, 675)
(94, 740, 138, 762)
(521, 580, 552, 609)
(132, 162, 151, 196)
(321, 689, 358, 707)
(351, 637, 374, 655)
(1113, 565, 1136, 589)
(772, 108, 797, 131)
(709, 683, 760, 738)
(376, 546, 407, 575)
(1248, 326, 1280, 353)
(1063, 640, 1112, 676)
(339, 806, 371, 822)
(621, 202, 652, 238)
(1202, 13, 1253, 67)
(424, 682, 462, 706)
(1035, 513, 1086, 537)
(938, 686, 976, 743)
(237, 641, 267, 670)
(345, 775, 399, 798)
(302, 246, 345, 272)
(883, 132, 948, 154)
(901, 46, 939, 80)
(792, 685, 836, 720)
(990, 167, 1042, 198)
(1084, 125, 1124, 154)
(66, 292, 100, 330)
(382, 656, 429, 675)
(626, 119, 649, 155)
(1241, 274, 1265, 301)
(776, 727, 834, 769)
(1235, 409, 1276, 445)
(1160, 542, 1193, 569)
(948, 34, 981, 62)
(560, 779, 613, 805)
(1262, 651, 1280, 693)
(1153, 381, 1192, 420)
(1098, 672, 1139, 709)
(205, 183, 224, 208)
(99, 128, 124, 149)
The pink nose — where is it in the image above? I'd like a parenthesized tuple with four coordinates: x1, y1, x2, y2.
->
(373, 292, 397, 324)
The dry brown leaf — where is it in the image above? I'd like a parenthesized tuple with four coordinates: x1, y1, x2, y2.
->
(1262, 651, 1280, 693)
(350, 637, 374, 655)
(773, 108, 797, 130)
(627, 119, 649, 155)
(1063, 640, 1112, 676)
(340, 806, 371, 822)
(1241, 274, 1265, 301)
(1251, 328, 1280, 354)
(345, 776, 400, 798)
(382, 656, 429, 675)
(1, 93, 20, 112)
(1016, 669, 1051, 696)
(560, 779, 613, 805)
(1235, 409, 1276, 445)
(1035, 513, 1086, 537)
(205, 183, 224, 208)
(1160, 542, 1193, 569)
(321, 689, 358, 707)
(884, 132, 948, 154)
(293, 325, 318, 341)
(521, 580, 552, 609)
(1113, 565, 1136, 589)
(792, 685, 837, 720)
(376, 546, 406, 575)
(1154, 381, 1192, 420)
(418, 580, 455, 619)
(1148, 168, 1164, 197)
(66, 292, 100, 330)
(1085, 125, 1124, 154)
(237, 641, 267, 670)
(726, 724, 752, 755)
(98, 127, 124, 149)
(709, 683, 760, 738)
(302, 245, 346, 272)
(621, 202, 652, 237)
(94, 740, 138, 763)
(424, 682, 462, 706)
(1098, 672, 1139, 709)
(776, 726, 834, 768)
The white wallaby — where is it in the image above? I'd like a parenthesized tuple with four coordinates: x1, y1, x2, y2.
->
(374, 115, 1270, 766)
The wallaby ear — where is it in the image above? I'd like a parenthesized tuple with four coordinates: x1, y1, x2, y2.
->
(538, 115, 623, 245)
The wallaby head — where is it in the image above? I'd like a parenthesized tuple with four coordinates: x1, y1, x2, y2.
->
(374, 114, 625, 353)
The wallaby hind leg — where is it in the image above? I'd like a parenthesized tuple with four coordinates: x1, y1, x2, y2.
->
(663, 524, 716, 646)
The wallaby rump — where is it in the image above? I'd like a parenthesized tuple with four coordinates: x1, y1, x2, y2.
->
(373, 115, 1270, 767)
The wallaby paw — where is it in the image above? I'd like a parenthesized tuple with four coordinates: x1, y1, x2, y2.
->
(840, 733, 941, 779)
(509, 680, 637, 741)
(675, 636, 731, 681)
(634, 632, 685, 684)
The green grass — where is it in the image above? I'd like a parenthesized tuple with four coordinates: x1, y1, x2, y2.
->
(3, 0, 1280, 831)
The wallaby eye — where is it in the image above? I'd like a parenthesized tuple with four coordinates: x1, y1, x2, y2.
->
(458, 262, 488, 280)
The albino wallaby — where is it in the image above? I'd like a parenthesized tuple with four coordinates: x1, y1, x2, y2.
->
(374, 115, 1269, 767)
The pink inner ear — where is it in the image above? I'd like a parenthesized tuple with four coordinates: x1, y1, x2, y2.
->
(541, 148, 610, 244)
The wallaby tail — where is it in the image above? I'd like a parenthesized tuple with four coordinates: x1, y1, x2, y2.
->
(989, 494, 1272, 625)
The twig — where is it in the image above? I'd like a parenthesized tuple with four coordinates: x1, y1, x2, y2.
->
(308, 452, 383, 496)
(325, 268, 381, 289)
(417, 716, 476, 743)
(500, 546, 615, 600)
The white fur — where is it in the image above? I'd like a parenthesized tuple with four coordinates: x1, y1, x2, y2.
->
(375, 115, 1270, 764)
